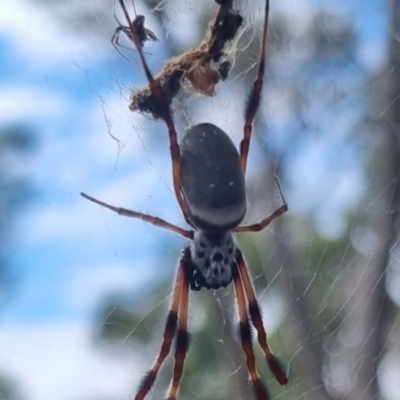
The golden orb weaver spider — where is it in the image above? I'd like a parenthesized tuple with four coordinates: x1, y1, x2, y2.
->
(81, 0, 289, 399)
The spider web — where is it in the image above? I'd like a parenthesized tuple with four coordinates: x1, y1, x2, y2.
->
(1, 0, 398, 399)
(86, 1, 400, 400)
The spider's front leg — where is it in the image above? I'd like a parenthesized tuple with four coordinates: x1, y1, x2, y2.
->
(239, 0, 271, 173)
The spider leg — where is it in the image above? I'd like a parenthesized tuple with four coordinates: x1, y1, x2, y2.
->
(113, 0, 124, 27)
(111, 0, 131, 60)
(80, 192, 193, 239)
(232, 261, 270, 400)
(111, 26, 154, 59)
(134, 252, 189, 400)
(239, 0, 270, 173)
(131, 0, 138, 18)
(235, 249, 288, 385)
(111, 27, 130, 61)
(234, 204, 287, 233)
(117, 0, 194, 228)
(234, 177, 288, 233)
(166, 253, 191, 400)
(144, 27, 159, 43)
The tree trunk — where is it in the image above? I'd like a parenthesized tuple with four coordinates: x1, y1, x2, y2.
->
(343, 0, 400, 398)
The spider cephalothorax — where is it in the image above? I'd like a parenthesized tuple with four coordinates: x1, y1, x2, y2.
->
(82, 1, 289, 399)
(189, 231, 236, 291)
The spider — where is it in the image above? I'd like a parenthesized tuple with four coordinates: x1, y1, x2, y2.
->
(81, 0, 289, 399)
(111, 0, 158, 60)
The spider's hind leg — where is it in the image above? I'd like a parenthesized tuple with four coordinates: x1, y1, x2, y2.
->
(235, 249, 288, 385)
(234, 177, 288, 234)
(232, 260, 270, 400)
(166, 249, 191, 400)
(134, 249, 191, 400)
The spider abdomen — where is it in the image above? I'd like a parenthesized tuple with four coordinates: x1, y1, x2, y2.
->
(180, 123, 246, 233)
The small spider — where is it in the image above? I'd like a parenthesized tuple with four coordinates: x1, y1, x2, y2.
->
(111, 0, 158, 60)
(127, 0, 243, 119)
(81, 0, 289, 399)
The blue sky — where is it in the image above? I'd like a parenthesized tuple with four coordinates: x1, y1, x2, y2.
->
(0, 0, 390, 399)
(0, 1, 183, 398)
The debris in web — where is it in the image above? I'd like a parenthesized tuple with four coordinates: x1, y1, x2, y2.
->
(128, 0, 243, 119)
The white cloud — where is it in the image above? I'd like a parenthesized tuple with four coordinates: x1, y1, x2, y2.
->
(0, 322, 140, 400)
(64, 261, 155, 312)
(20, 162, 162, 247)
(0, 0, 100, 68)
(0, 85, 71, 125)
